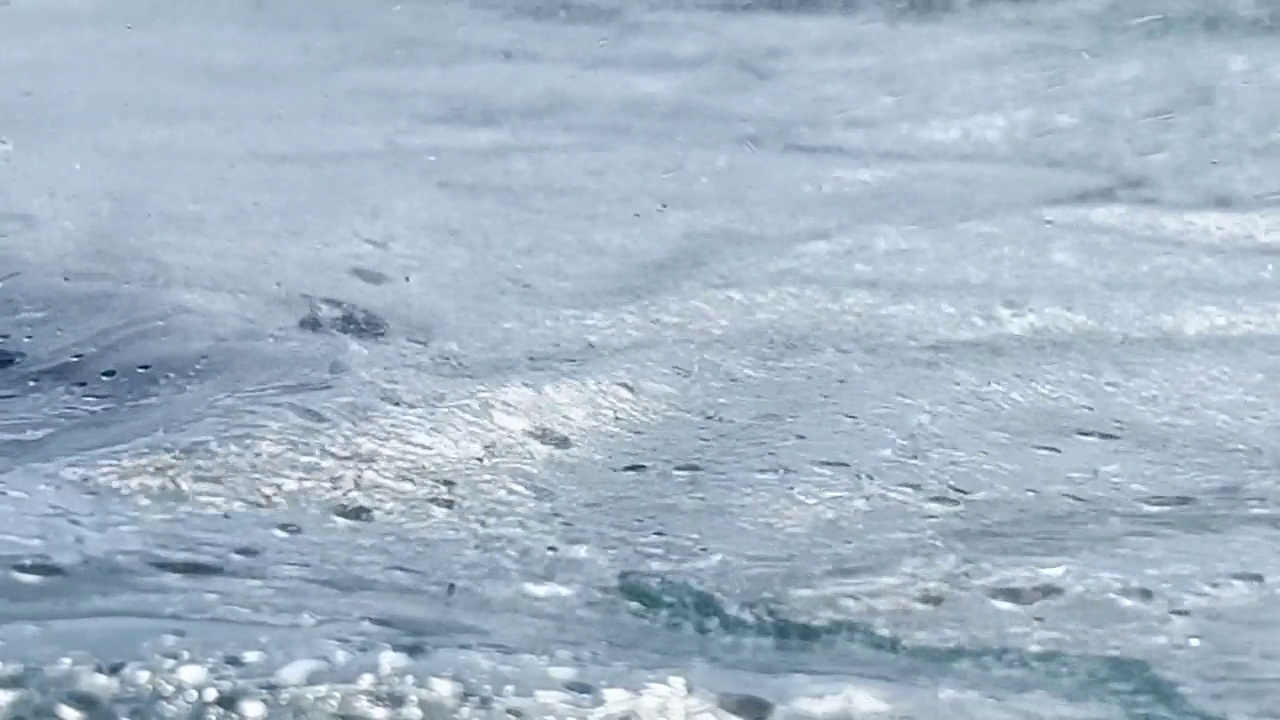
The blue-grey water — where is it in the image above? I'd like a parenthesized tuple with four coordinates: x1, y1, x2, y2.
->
(1, 0, 1278, 717)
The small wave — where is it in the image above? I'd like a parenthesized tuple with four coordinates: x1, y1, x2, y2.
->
(616, 571, 1223, 720)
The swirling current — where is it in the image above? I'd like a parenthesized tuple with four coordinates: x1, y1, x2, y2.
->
(0, 0, 1277, 717)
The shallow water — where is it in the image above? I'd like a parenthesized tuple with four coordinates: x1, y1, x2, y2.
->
(0, 0, 1278, 717)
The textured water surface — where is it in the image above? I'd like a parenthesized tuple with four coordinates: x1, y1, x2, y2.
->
(1, 0, 1278, 717)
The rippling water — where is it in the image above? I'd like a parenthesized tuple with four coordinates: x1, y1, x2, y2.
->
(0, 0, 1278, 717)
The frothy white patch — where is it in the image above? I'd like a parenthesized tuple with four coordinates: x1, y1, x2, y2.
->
(61, 374, 678, 514)
(1158, 303, 1280, 337)
(787, 686, 895, 718)
(1054, 204, 1280, 249)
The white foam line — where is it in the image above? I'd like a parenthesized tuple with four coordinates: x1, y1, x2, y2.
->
(1052, 204, 1280, 248)
(0, 651, 908, 720)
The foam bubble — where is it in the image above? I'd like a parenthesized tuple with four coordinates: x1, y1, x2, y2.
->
(1054, 205, 1280, 249)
